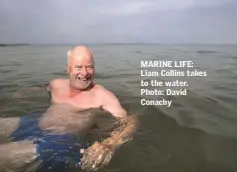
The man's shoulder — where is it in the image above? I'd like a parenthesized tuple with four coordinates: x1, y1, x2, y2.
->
(93, 84, 109, 93)
(49, 78, 69, 88)
(93, 84, 127, 118)
(93, 84, 116, 98)
(50, 78, 69, 85)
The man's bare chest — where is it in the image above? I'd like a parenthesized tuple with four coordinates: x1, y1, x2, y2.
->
(50, 90, 101, 109)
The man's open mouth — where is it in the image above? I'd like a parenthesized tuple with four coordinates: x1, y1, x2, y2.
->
(77, 77, 89, 81)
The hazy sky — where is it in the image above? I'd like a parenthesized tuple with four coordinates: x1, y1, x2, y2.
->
(1, 0, 236, 44)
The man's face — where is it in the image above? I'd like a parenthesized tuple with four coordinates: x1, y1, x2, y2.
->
(67, 55, 95, 90)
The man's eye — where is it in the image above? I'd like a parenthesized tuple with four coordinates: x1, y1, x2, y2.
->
(86, 66, 93, 69)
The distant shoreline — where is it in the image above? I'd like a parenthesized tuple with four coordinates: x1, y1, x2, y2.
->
(0, 43, 236, 46)
(0, 43, 30, 46)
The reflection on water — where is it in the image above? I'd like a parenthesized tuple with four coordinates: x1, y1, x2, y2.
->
(0, 44, 237, 172)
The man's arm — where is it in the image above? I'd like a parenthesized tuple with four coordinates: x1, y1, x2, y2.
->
(12, 82, 51, 98)
(80, 88, 139, 171)
(100, 88, 139, 151)
(101, 115, 139, 150)
(31, 82, 51, 92)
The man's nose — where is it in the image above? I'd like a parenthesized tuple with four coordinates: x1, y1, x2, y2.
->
(80, 66, 89, 75)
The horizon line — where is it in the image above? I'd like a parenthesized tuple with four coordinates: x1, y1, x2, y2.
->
(1, 42, 237, 46)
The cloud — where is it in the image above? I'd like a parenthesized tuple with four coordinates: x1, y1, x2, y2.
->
(0, 0, 236, 44)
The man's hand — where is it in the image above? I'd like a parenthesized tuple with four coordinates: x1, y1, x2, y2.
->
(80, 141, 115, 171)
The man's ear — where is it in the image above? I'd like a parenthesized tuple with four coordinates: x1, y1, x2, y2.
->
(67, 64, 70, 73)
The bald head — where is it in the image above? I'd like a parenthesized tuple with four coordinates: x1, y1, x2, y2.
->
(67, 45, 94, 65)
(66, 45, 95, 90)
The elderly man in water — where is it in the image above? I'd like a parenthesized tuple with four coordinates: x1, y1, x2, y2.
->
(0, 45, 138, 172)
